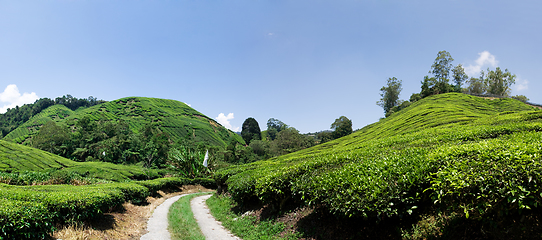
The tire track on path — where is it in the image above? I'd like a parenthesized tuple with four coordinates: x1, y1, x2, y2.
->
(191, 194, 241, 240)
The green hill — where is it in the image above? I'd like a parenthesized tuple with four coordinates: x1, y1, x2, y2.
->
(3, 97, 243, 147)
(0, 139, 160, 181)
(215, 93, 542, 238)
(3, 104, 75, 144)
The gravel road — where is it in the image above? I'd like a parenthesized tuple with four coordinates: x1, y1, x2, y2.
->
(140, 193, 240, 240)
(140, 193, 190, 240)
(191, 194, 241, 240)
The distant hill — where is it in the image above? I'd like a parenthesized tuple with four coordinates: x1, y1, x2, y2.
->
(3, 97, 244, 147)
(0, 139, 155, 181)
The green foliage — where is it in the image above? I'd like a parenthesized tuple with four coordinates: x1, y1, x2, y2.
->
(511, 95, 529, 102)
(207, 194, 296, 240)
(4, 97, 244, 150)
(377, 77, 403, 115)
(331, 116, 352, 139)
(485, 67, 516, 96)
(0, 176, 215, 238)
(215, 93, 540, 221)
(32, 121, 70, 154)
(0, 199, 53, 239)
(0, 95, 103, 139)
(242, 117, 262, 144)
(267, 118, 288, 141)
(452, 64, 468, 88)
(168, 147, 209, 178)
(430, 50, 454, 83)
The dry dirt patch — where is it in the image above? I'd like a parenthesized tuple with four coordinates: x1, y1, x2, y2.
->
(52, 185, 211, 240)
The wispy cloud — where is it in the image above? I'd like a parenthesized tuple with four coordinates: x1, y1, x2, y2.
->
(0, 84, 39, 113)
(514, 78, 529, 91)
(464, 51, 499, 77)
(216, 113, 240, 132)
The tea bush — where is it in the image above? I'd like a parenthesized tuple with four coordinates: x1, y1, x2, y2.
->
(215, 93, 542, 220)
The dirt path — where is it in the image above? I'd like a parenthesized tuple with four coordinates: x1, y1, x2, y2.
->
(191, 194, 241, 240)
(140, 193, 192, 240)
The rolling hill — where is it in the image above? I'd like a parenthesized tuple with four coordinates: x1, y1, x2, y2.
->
(215, 93, 542, 238)
(0, 139, 161, 181)
(3, 97, 244, 147)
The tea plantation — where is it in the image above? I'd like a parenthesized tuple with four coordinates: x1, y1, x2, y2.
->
(3, 97, 243, 147)
(0, 139, 214, 239)
(215, 93, 542, 234)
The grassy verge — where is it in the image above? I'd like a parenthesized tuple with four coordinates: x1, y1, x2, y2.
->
(206, 194, 298, 240)
(168, 192, 212, 240)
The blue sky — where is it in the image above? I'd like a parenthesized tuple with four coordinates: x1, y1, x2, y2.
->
(1, 1, 540, 133)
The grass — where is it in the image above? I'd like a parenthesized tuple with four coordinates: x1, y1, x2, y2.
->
(168, 192, 212, 240)
(206, 194, 298, 240)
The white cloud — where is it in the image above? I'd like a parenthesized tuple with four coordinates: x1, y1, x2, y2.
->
(464, 51, 499, 77)
(185, 102, 191, 107)
(514, 78, 529, 91)
(0, 84, 39, 113)
(216, 113, 240, 132)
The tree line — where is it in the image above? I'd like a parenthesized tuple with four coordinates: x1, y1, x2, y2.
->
(0, 95, 105, 137)
(378, 50, 529, 117)
(224, 116, 353, 164)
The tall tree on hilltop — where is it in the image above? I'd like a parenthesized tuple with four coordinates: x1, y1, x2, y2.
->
(241, 117, 261, 144)
(377, 77, 402, 115)
(331, 116, 352, 139)
(485, 67, 516, 96)
(431, 50, 454, 83)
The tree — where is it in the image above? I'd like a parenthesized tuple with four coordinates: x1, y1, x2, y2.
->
(270, 127, 314, 156)
(466, 71, 487, 94)
(485, 67, 516, 96)
(511, 95, 529, 102)
(241, 117, 261, 144)
(409, 93, 422, 103)
(317, 131, 334, 144)
(452, 64, 469, 89)
(377, 77, 402, 115)
(266, 118, 287, 140)
(430, 50, 454, 83)
(331, 116, 352, 139)
(32, 121, 70, 155)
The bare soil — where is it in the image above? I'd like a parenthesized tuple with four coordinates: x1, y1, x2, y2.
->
(52, 185, 211, 240)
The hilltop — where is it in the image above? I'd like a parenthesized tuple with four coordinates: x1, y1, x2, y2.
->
(3, 97, 244, 147)
(215, 93, 542, 239)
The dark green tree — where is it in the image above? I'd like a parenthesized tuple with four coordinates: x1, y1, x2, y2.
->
(317, 131, 334, 144)
(270, 127, 314, 156)
(32, 121, 70, 155)
(241, 117, 261, 144)
(331, 116, 352, 139)
(377, 77, 403, 115)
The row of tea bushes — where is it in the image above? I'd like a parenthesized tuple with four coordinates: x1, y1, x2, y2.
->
(0, 177, 215, 239)
(215, 94, 542, 221)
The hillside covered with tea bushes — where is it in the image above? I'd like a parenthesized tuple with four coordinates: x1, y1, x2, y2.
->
(215, 93, 542, 236)
(3, 97, 243, 148)
(0, 138, 215, 239)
